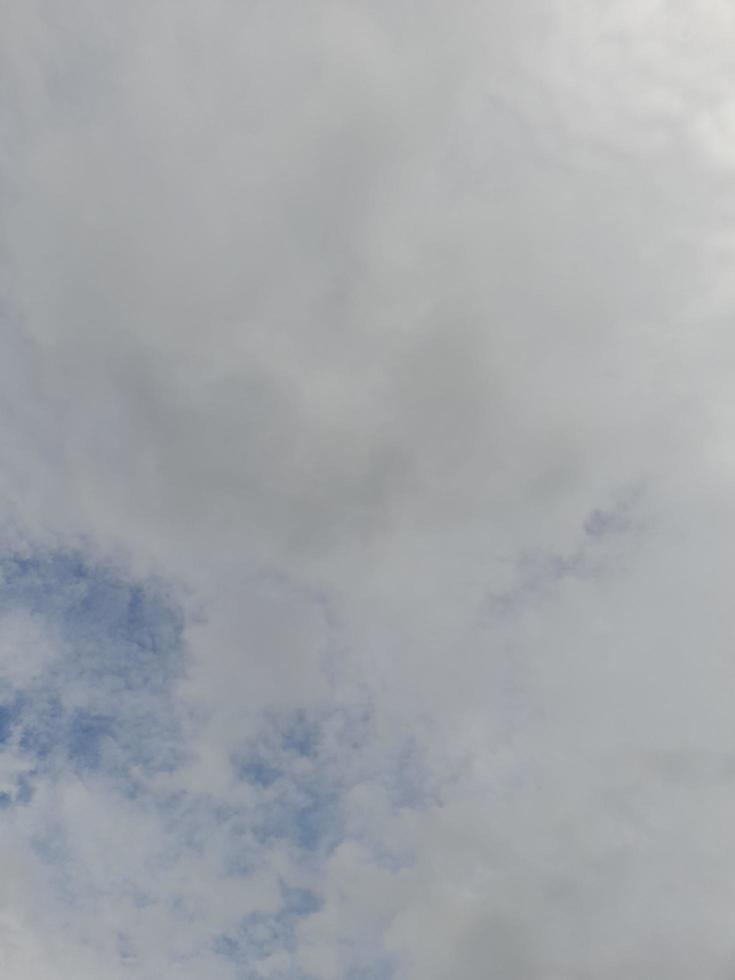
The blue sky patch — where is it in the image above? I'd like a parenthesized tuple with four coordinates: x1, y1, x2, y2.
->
(0, 547, 187, 796)
(212, 881, 321, 978)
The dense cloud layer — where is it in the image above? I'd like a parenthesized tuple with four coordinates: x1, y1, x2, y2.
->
(3, 1, 735, 977)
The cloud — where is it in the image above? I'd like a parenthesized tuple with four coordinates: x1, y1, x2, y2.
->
(3, 1, 735, 977)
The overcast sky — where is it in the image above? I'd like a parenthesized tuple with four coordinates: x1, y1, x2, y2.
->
(3, 1, 735, 977)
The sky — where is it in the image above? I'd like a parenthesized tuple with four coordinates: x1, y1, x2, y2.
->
(2, 1, 735, 977)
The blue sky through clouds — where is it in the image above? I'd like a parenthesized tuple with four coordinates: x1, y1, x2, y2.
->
(0, 544, 412, 977)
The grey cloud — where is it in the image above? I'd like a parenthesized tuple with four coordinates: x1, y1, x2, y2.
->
(2, 0, 715, 572)
(3, 1, 735, 978)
